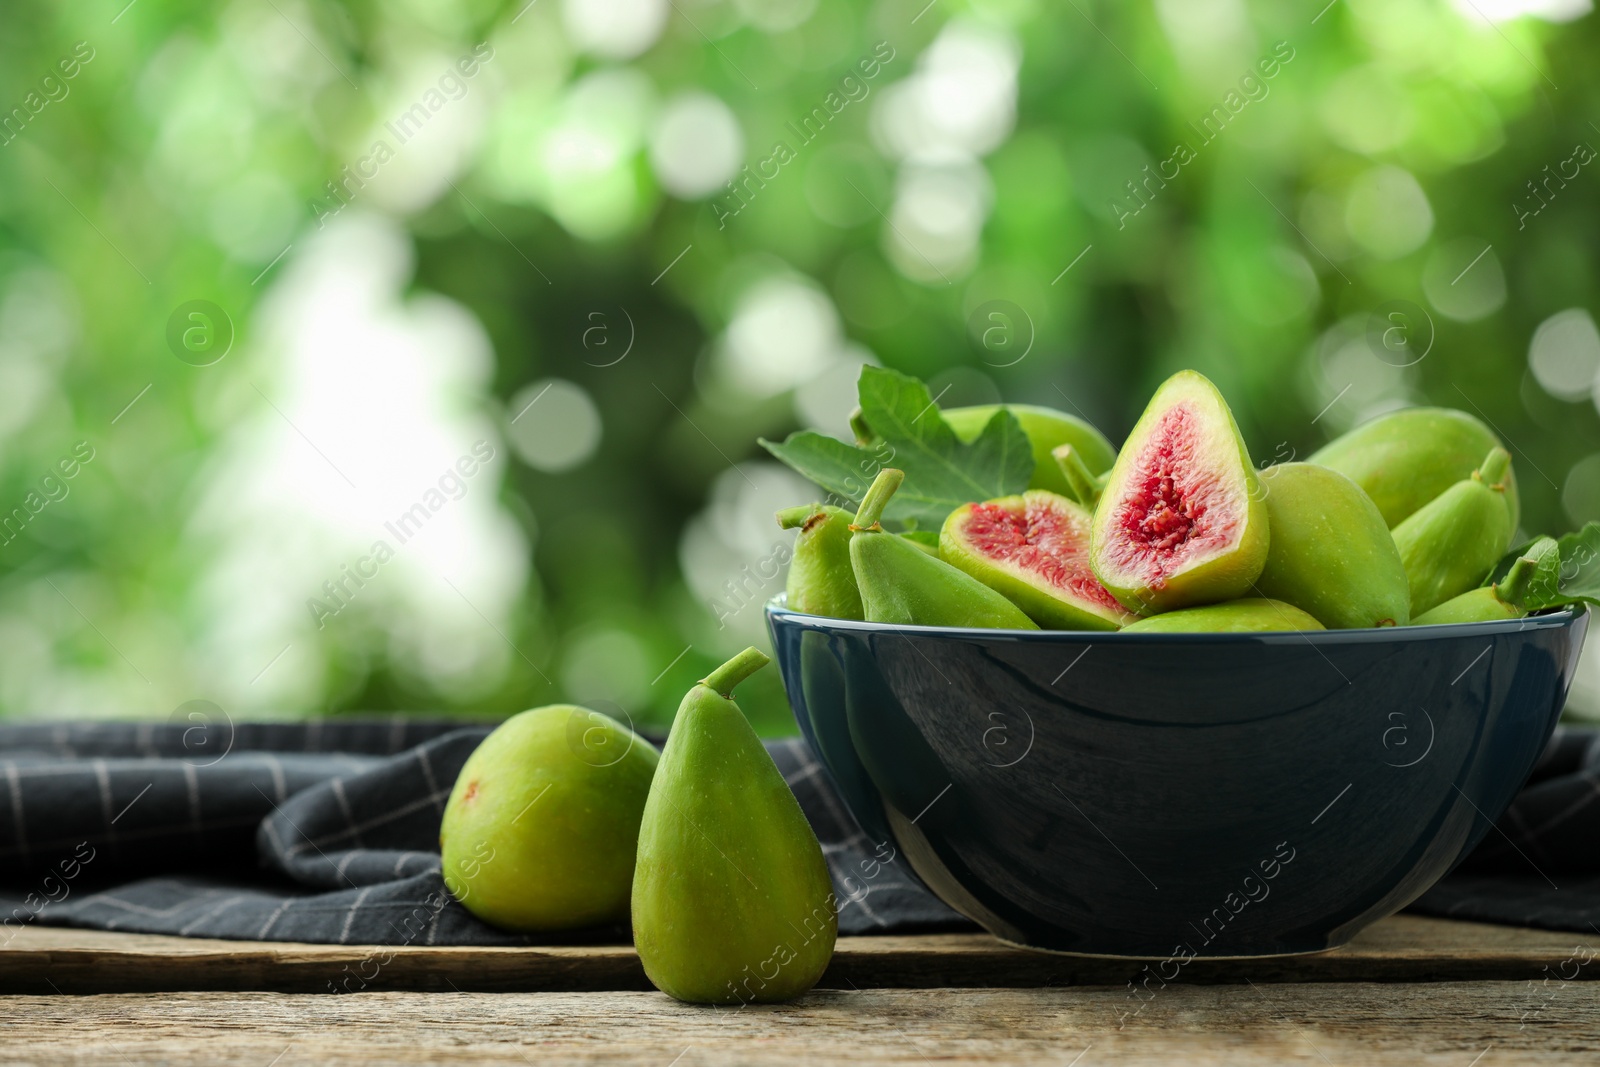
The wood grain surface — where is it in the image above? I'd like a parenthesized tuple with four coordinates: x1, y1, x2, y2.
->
(2, 914, 1595, 994)
(1, 982, 1593, 1066)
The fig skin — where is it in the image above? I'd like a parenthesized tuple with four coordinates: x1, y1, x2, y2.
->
(778, 504, 864, 620)
(1052, 444, 1105, 508)
(1253, 463, 1410, 628)
(632, 648, 836, 1005)
(1121, 598, 1324, 633)
(1309, 407, 1520, 530)
(439, 705, 659, 932)
(940, 490, 1132, 631)
(1410, 551, 1537, 625)
(1391, 448, 1514, 617)
(850, 469, 1039, 630)
(942, 404, 1117, 501)
(1410, 587, 1525, 625)
(1089, 370, 1270, 615)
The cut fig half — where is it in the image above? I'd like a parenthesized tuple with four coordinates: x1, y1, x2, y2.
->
(1089, 371, 1268, 614)
(941, 490, 1133, 631)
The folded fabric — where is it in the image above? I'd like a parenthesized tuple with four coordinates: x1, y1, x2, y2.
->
(0, 720, 958, 947)
(0, 720, 1595, 948)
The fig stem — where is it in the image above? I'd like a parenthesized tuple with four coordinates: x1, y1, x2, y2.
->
(776, 505, 818, 530)
(852, 468, 904, 530)
(849, 407, 875, 446)
(1495, 554, 1537, 607)
(1052, 445, 1102, 507)
(1476, 447, 1512, 487)
(700, 647, 771, 699)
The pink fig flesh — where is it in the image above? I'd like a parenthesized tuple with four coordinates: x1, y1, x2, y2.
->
(941, 490, 1132, 630)
(1089, 371, 1268, 613)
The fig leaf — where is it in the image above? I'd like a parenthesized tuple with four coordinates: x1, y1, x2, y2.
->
(1553, 524, 1600, 606)
(760, 366, 1032, 527)
(1514, 536, 1562, 609)
(1484, 531, 1583, 610)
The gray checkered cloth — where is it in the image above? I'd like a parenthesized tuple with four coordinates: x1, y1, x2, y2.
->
(0, 720, 960, 945)
(1408, 727, 1600, 930)
(0, 720, 1596, 945)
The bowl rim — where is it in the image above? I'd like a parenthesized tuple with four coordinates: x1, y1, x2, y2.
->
(765, 596, 1587, 645)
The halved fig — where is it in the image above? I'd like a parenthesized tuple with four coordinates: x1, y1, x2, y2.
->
(1089, 371, 1268, 614)
(941, 490, 1133, 630)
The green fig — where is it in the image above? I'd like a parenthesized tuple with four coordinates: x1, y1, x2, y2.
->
(1052, 444, 1106, 508)
(1309, 407, 1520, 530)
(1121, 598, 1324, 633)
(899, 531, 941, 556)
(1253, 463, 1410, 628)
(777, 503, 863, 619)
(1090, 370, 1270, 614)
(944, 403, 1117, 499)
(440, 706, 659, 931)
(850, 469, 1039, 630)
(632, 648, 836, 1005)
(941, 489, 1132, 630)
(1391, 447, 1514, 617)
(1411, 549, 1539, 625)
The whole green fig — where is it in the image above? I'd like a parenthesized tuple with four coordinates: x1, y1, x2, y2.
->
(1309, 407, 1520, 529)
(633, 648, 837, 1004)
(1391, 447, 1514, 617)
(1253, 463, 1410, 628)
(1121, 599, 1323, 633)
(850, 469, 1037, 630)
(1411, 545, 1543, 624)
(777, 503, 863, 619)
(440, 706, 658, 931)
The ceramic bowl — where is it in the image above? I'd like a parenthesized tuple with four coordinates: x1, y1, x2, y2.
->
(766, 601, 1588, 957)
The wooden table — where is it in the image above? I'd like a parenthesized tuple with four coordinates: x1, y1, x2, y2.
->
(3, 915, 1596, 1064)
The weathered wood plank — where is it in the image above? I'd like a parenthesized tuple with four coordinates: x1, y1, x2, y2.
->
(1, 914, 1594, 994)
(0, 982, 1592, 1065)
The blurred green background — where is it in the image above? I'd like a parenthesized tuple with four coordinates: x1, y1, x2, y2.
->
(2, 0, 1598, 732)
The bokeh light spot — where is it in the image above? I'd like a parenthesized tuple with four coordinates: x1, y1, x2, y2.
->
(649, 92, 744, 199)
(562, 0, 668, 59)
(1563, 452, 1600, 527)
(1345, 166, 1433, 260)
(1526, 308, 1600, 401)
(507, 379, 603, 472)
(1422, 238, 1506, 323)
(719, 277, 842, 396)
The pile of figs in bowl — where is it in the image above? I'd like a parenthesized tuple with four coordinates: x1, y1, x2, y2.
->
(762, 368, 1590, 957)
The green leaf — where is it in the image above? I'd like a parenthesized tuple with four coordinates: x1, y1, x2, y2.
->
(1482, 525, 1600, 611)
(760, 366, 1034, 528)
(1554, 523, 1600, 604)
(759, 430, 888, 514)
(1508, 536, 1562, 610)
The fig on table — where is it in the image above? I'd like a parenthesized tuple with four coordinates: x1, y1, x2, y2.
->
(439, 705, 659, 932)
(632, 648, 836, 1005)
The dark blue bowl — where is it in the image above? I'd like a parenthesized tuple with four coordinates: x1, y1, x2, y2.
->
(766, 600, 1588, 958)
